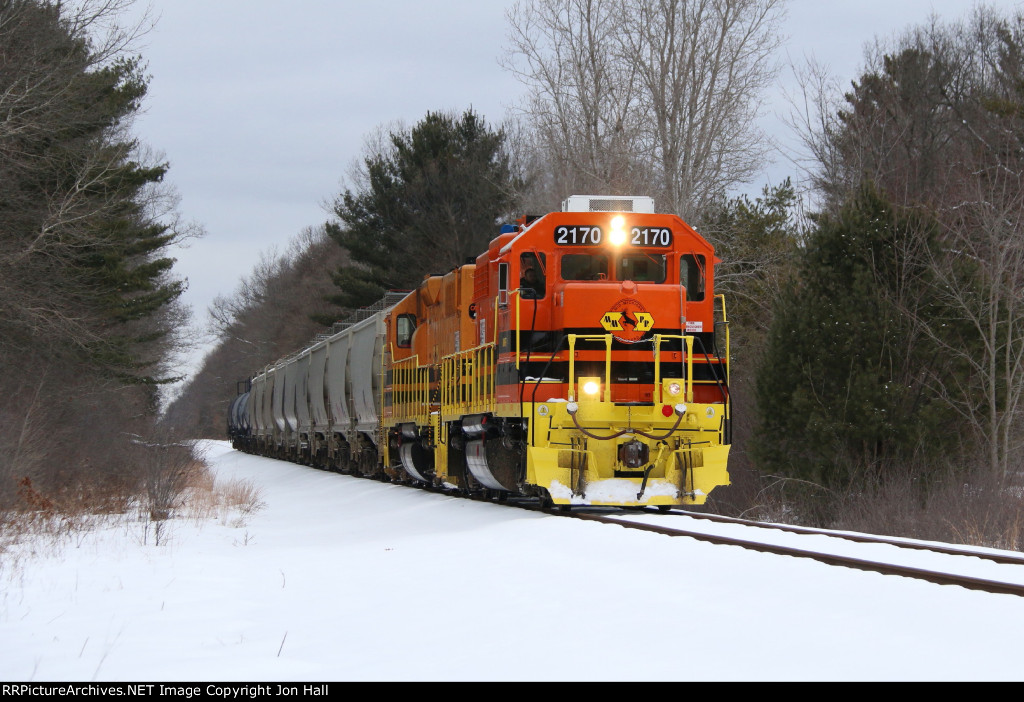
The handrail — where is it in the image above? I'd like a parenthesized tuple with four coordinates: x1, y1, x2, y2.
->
(565, 334, 610, 403)
(716, 293, 730, 386)
(440, 342, 497, 417)
(566, 333, 695, 403)
(389, 351, 431, 426)
(515, 289, 520, 368)
(652, 335, 694, 403)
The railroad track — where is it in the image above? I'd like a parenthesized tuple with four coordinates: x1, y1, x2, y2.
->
(548, 506, 1024, 598)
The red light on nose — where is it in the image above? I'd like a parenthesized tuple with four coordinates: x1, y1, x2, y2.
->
(662, 405, 673, 417)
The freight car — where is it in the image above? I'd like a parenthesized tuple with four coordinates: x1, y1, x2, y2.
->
(229, 195, 731, 507)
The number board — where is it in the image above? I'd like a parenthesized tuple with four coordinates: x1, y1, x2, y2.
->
(628, 227, 673, 247)
(554, 225, 673, 247)
(554, 225, 603, 246)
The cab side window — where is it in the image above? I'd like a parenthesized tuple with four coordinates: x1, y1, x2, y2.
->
(519, 252, 546, 299)
(680, 255, 705, 301)
(396, 314, 416, 348)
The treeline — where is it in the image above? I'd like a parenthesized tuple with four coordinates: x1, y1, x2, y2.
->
(0, 1, 195, 512)
(162, 228, 347, 438)
(753, 6, 1024, 541)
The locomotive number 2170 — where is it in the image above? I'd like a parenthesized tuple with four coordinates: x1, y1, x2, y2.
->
(554, 225, 603, 245)
(630, 227, 673, 246)
(554, 225, 674, 247)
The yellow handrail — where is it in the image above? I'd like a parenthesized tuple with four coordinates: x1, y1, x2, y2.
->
(651, 335, 694, 403)
(440, 342, 497, 418)
(389, 351, 431, 426)
(716, 294, 730, 387)
(567, 333, 695, 403)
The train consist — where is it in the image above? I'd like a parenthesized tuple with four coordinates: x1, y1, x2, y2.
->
(228, 195, 732, 507)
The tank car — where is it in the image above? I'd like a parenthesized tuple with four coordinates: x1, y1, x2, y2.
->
(231, 195, 731, 508)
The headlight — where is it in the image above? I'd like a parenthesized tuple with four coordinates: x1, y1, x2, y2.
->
(609, 215, 626, 246)
(668, 382, 682, 396)
(578, 376, 602, 401)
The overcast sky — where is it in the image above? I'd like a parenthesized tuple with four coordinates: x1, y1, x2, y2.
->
(124, 0, 1024, 381)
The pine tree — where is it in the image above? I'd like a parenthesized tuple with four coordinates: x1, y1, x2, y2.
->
(0, 2, 185, 385)
(702, 179, 801, 352)
(0, 0, 190, 505)
(320, 110, 520, 315)
(753, 185, 962, 489)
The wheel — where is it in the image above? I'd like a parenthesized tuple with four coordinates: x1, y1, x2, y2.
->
(537, 487, 554, 509)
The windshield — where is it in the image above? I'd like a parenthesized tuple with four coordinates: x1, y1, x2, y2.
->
(561, 253, 608, 281)
(617, 253, 666, 283)
(559, 252, 666, 284)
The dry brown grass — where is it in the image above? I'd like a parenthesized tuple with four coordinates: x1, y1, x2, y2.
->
(708, 453, 1024, 552)
(0, 448, 265, 560)
(760, 466, 1024, 551)
(179, 468, 266, 527)
(928, 471, 1024, 551)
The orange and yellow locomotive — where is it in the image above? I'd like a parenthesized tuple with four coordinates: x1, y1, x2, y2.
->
(380, 195, 731, 506)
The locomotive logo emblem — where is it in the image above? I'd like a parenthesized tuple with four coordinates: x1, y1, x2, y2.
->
(600, 298, 655, 343)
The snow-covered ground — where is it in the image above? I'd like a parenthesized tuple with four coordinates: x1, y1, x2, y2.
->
(3, 440, 1024, 682)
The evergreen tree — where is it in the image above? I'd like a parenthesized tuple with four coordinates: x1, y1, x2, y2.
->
(753, 185, 961, 489)
(320, 110, 519, 314)
(703, 179, 801, 354)
(0, 1, 185, 386)
(0, 0, 190, 505)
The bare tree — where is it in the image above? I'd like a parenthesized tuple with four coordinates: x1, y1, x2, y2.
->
(504, 0, 651, 197)
(504, 0, 787, 218)
(923, 173, 1024, 478)
(625, 0, 786, 218)
(789, 8, 1011, 212)
(164, 227, 349, 439)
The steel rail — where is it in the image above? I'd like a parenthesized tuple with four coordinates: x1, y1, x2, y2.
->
(649, 508, 1024, 567)
(558, 509, 1024, 598)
